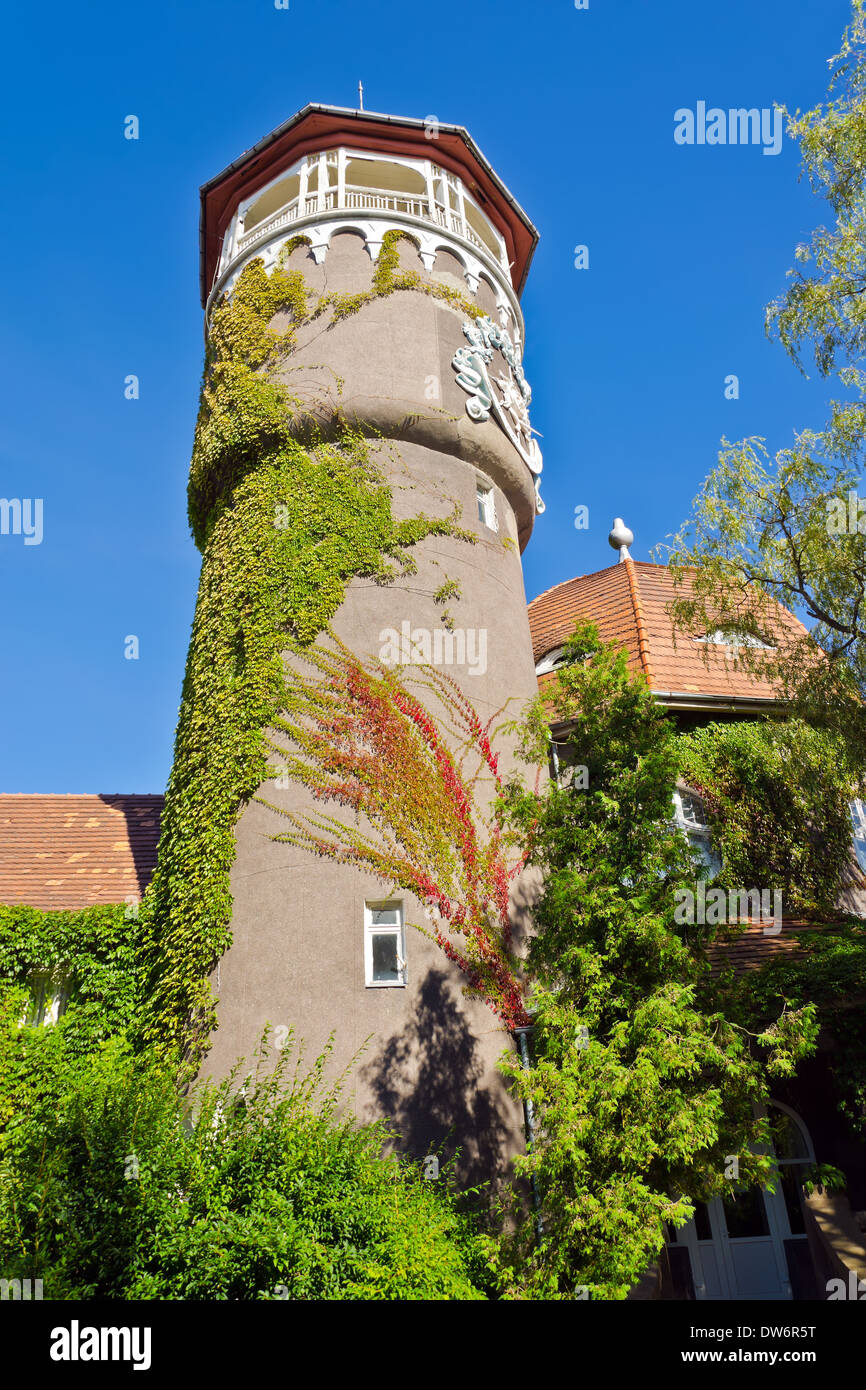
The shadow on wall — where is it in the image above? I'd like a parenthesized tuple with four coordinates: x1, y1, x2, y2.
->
(361, 967, 516, 1191)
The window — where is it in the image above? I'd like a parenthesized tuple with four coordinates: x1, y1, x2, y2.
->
(476, 483, 497, 531)
(721, 1186, 771, 1239)
(535, 647, 566, 676)
(22, 970, 70, 1028)
(767, 1102, 815, 1238)
(364, 902, 406, 987)
(693, 627, 774, 650)
(672, 787, 722, 879)
(850, 798, 866, 873)
(549, 737, 588, 788)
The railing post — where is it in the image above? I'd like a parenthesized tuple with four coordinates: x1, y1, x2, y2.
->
(424, 159, 437, 223)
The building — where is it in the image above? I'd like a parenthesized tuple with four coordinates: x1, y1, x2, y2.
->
(529, 526, 866, 1301)
(2, 103, 865, 1299)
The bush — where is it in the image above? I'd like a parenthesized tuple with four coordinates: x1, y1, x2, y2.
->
(0, 1035, 490, 1301)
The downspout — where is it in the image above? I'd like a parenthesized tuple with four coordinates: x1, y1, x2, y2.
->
(513, 1023, 543, 1238)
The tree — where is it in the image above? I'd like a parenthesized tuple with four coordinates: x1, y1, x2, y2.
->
(664, 1, 866, 760)
(491, 625, 814, 1299)
(676, 717, 856, 918)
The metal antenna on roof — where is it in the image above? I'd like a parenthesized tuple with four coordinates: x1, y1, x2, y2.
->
(358, 80, 364, 111)
(608, 517, 634, 562)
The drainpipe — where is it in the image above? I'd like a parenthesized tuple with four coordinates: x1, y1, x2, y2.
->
(512, 1022, 543, 1239)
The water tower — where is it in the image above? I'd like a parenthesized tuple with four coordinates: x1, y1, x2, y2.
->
(192, 103, 543, 1176)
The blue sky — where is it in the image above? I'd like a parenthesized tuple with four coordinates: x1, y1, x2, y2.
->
(0, 0, 852, 791)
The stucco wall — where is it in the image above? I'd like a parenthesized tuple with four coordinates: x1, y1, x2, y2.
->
(201, 228, 544, 1180)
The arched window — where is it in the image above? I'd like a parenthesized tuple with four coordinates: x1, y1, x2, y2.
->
(672, 785, 722, 879)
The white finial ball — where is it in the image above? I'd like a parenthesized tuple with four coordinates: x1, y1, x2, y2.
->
(608, 518, 634, 552)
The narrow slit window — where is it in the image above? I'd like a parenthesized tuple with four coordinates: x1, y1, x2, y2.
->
(477, 484, 497, 531)
(850, 798, 866, 873)
(365, 902, 406, 987)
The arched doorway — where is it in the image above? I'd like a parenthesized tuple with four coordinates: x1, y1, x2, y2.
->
(666, 1102, 816, 1300)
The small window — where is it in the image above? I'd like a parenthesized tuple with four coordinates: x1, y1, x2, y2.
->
(22, 970, 70, 1028)
(535, 647, 566, 675)
(364, 902, 406, 987)
(693, 627, 774, 650)
(851, 799, 866, 873)
(476, 484, 497, 531)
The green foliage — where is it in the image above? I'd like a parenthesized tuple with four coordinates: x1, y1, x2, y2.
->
(722, 923, 866, 1132)
(143, 241, 477, 1063)
(0, 905, 147, 1143)
(768, 0, 866, 377)
(494, 624, 815, 1299)
(801, 1162, 848, 1196)
(0, 1036, 490, 1300)
(676, 718, 856, 916)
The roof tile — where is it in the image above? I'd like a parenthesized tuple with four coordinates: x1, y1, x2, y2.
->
(0, 795, 163, 910)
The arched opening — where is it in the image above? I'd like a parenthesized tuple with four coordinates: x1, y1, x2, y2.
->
(665, 1102, 818, 1300)
(431, 246, 468, 293)
(475, 273, 500, 321)
(244, 172, 301, 232)
(463, 198, 504, 260)
(344, 158, 426, 196)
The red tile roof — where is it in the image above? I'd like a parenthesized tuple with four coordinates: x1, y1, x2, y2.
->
(705, 920, 827, 975)
(528, 559, 809, 704)
(0, 795, 163, 911)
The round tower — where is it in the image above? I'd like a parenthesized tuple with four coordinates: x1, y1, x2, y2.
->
(186, 104, 544, 1178)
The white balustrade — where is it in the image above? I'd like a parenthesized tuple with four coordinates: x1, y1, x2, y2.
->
(232, 182, 506, 271)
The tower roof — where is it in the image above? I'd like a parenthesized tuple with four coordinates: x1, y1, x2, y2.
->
(199, 103, 539, 306)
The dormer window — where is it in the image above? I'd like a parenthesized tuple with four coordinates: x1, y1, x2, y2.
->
(693, 628, 774, 650)
(535, 647, 566, 675)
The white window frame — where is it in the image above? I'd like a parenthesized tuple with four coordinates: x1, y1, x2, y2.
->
(476, 482, 497, 532)
(364, 901, 407, 988)
(672, 786, 722, 880)
(850, 798, 866, 873)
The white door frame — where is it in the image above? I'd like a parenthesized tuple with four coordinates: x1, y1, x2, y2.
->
(671, 1102, 815, 1301)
